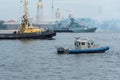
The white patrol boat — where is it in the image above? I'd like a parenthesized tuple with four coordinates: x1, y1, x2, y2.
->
(57, 37, 109, 54)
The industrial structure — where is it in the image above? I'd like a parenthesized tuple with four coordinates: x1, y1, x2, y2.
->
(36, 0, 44, 23)
(55, 8, 61, 20)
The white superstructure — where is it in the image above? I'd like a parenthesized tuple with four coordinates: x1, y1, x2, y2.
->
(75, 37, 94, 49)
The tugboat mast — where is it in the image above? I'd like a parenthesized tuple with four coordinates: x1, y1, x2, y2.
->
(24, 0, 27, 16)
(19, 0, 29, 33)
(23, 0, 28, 25)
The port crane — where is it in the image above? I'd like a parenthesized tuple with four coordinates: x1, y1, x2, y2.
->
(36, 0, 44, 23)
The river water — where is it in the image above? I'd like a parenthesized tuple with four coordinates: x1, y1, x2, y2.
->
(0, 32, 120, 80)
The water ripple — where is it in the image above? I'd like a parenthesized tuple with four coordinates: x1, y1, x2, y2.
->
(0, 32, 120, 80)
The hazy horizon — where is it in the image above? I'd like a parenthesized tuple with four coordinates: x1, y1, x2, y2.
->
(0, 0, 120, 22)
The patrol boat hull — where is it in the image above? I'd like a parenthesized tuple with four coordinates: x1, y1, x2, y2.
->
(0, 30, 56, 39)
(57, 46, 109, 54)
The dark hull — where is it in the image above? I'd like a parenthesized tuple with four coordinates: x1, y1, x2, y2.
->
(68, 46, 109, 54)
(0, 30, 56, 39)
(53, 28, 97, 33)
(69, 28, 97, 33)
(54, 30, 73, 32)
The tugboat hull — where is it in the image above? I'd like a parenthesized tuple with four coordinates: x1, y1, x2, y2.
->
(0, 31, 56, 39)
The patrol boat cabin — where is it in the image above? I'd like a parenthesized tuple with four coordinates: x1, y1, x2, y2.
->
(74, 37, 94, 50)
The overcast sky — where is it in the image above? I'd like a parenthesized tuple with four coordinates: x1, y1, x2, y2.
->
(0, 0, 120, 21)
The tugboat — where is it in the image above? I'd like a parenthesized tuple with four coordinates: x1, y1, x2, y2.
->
(0, 0, 56, 39)
(57, 37, 109, 54)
